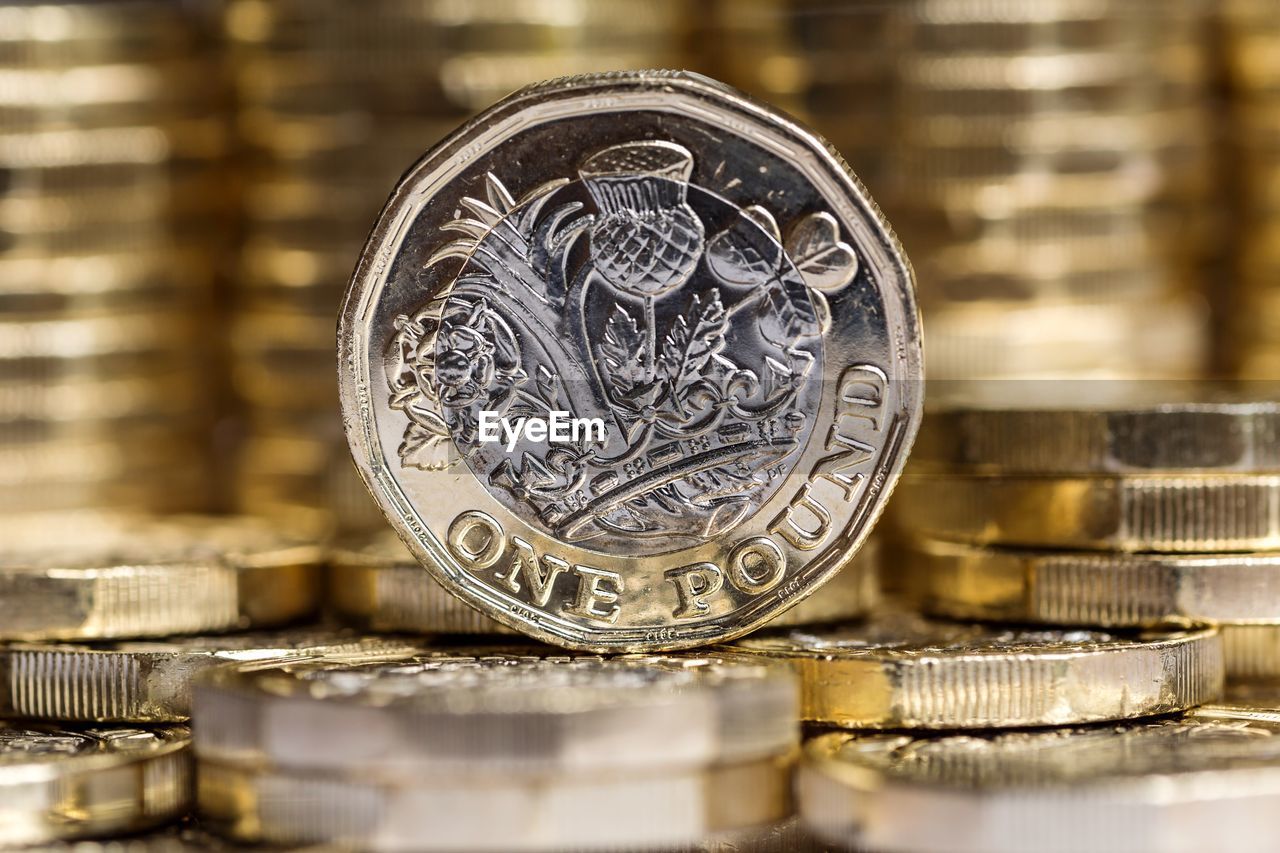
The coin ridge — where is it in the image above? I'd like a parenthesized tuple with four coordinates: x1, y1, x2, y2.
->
(904, 539, 1280, 626)
(729, 620, 1222, 728)
(896, 474, 1280, 551)
(196, 752, 793, 851)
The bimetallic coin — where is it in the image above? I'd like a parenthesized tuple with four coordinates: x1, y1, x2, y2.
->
(0, 723, 191, 846)
(799, 708, 1280, 853)
(727, 612, 1221, 728)
(905, 539, 1280, 628)
(0, 514, 322, 640)
(895, 473, 1280, 551)
(198, 753, 793, 852)
(333, 530, 881, 634)
(0, 628, 416, 723)
(914, 384, 1280, 475)
(338, 70, 923, 651)
(193, 652, 797, 775)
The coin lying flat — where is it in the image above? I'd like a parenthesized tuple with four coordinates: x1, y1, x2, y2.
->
(0, 514, 322, 640)
(914, 384, 1280, 475)
(798, 706, 1280, 853)
(0, 722, 191, 846)
(0, 627, 415, 723)
(198, 752, 792, 853)
(338, 69, 923, 652)
(193, 652, 797, 775)
(905, 538, 1280, 627)
(894, 473, 1280, 551)
(727, 612, 1221, 728)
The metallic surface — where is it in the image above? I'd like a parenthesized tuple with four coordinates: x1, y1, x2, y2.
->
(904, 538, 1280, 627)
(0, 514, 323, 640)
(728, 612, 1222, 728)
(915, 385, 1280, 475)
(0, 628, 415, 723)
(799, 704, 1280, 853)
(330, 529, 882, 634)
(197, 753, 793, 853)
(339, 69, 923, 651)
(0, 722, 191, 846)
(193, 651, 797, 775)
(895, 473, 1280, 551)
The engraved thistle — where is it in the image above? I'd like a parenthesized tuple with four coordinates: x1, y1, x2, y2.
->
(387, 141, 858, 552)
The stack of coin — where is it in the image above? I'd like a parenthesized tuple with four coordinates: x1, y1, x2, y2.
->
(0, 0, 231, 515)
(1224, 0, 1280, 378)
(191, 651, 799, 851)
(892, 384, 1280, 682)
(705, 0, 899, 195)
(0, 513, 353, 846)
(890, 0, 1214, 379)
(224, 0, 695, 532)
(713, 0, 1213, 379)
(798, 694, 1280, 853)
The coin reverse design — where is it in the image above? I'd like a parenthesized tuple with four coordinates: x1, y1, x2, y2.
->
(340, 71, 922, 650)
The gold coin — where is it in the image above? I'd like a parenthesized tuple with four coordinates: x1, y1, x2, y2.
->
(329, 531, 516, 635)
(0, 628, 416, 723)
(330, 529, 881, 635)
(896, 472, 1280, 550)
(0, 371, 201, 424)
(198, 753, 792, 852)
(193, 652, 798, 773)
(0, 723, 191, 846)
(1221, 624, 1280, 681)
(920, 298, 1208, 380)
(913, 384, 1280, 475)
(0, 514, 323, 640)
(0, 119, 229, 169)
(905, 538, 1280, 627)
(799, 705, 1280, 853)
(0, 311, 197, 364)
(727, 612, 1221, 728)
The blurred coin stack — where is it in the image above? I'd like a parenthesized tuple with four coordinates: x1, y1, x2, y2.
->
(0, 0, 230, 515)
(223, 0, 694, 533)
(714, 0, 1214, 380)
(706, 0, 898, 196)
(1224, 0, 1280, 378)
(893, 384, 1280, 683)
(890, 0, 1214, 380)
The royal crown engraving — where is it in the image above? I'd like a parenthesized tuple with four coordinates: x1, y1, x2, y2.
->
(388, 141, 859, 553)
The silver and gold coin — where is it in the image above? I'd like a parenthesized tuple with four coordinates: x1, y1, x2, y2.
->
(0, 514, 322, 640)
(330, 531, 882, 635)
(0, 627, 415, 723)
(904, 538, 1280, 628)
(914, 385, 1280, 475)
(0, 722, 191, 846)
(894, 472, 1280, 551)
(728, 612, 1221, 729)
(193, 651, 799, 775)
(198, 752, 792, 853)
(338, 69, 923, 651)
(799, 703, 1280, 853)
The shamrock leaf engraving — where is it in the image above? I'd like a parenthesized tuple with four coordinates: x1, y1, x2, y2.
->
(786, 211, 858, 292)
